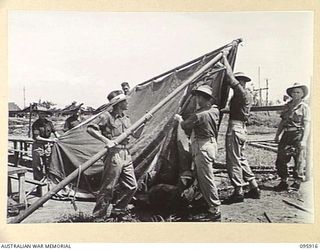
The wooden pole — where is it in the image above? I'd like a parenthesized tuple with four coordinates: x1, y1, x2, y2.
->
(221, 105, 285, 113)
(23, 86, 26, 109)
(11, 41, 240, 224)
(258, 66, 262, 106)
(71, 39, 242, 131)
(138, 38, 242, 86)
(282, 199, 312, 213)
(263, 212, 272, 223)
(178, 67, 226, 114)
(247, 142, 277, 153)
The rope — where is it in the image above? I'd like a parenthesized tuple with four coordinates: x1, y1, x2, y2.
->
(70, 165, 82, 211)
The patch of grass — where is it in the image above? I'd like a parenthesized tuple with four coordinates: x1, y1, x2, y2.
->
(57, 212, 94, 223)
(247, 111, 281, 128)
(56, 210, 182, 223)
(150, 214, 181, 222)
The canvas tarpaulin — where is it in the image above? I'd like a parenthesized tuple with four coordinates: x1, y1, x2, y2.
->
(48, 41, 239, 194)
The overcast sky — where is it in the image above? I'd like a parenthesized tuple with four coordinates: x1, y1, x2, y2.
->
(8, 11, 313, 109)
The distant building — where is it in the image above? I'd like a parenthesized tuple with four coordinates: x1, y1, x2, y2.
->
(8, 102, 21, 117)
(9, 102, 21, 111)
(59, 102, 81, 116)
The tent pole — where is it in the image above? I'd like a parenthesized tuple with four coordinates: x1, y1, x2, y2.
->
(178, 66, 227, 114)
(138, 38, 242, 86)
(11, 40, 240, 224)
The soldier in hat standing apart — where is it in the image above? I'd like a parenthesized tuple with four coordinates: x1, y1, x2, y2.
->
(274, 83, 310, 191)
(87, 90, 142, 220)
(222, 52, 261, 204)
(121, 82, 130, 95)
(175, 84, 221, 222)
(32, 107, 59, 190)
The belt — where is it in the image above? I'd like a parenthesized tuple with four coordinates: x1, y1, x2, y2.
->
(229, 120, 246, 126)
(192, 136, 216, 142)
(284, 127, 302, 132)
(114, 144, 128, 149)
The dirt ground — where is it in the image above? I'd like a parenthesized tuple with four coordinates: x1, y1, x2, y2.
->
(7, 174, 313, 224)
(7, 113, 314, 224)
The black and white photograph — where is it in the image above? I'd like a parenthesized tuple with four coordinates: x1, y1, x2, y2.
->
(6, 10, 314, 228)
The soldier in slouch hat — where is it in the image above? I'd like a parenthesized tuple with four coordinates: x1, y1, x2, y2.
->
(274, 83, 310, 191)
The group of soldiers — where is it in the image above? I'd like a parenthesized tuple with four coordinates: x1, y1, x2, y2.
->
(30, 52, 310, 222)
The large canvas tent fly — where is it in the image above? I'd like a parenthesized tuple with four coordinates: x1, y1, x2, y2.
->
(12, 39, 242, 223)
(47, 39, 241, 196)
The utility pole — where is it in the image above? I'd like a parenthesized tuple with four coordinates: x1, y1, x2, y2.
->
(258, 66, 262, 106)
(252, 77, 269, 107)
(28, 103, 33, 138)
(23, 86, 26, 108)
(265, 78, 269, 106)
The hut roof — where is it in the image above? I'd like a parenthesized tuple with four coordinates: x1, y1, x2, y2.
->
(8, 102, 21, 111)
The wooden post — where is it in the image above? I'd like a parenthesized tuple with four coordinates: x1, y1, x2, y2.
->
(7, 178, 12, 196)
(18, 173, 26, 208)
(24, 141, 28, 156)
(13, 141, 18, 167)
(8, 167, 28, 208)
(19, 141, 23, 160)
